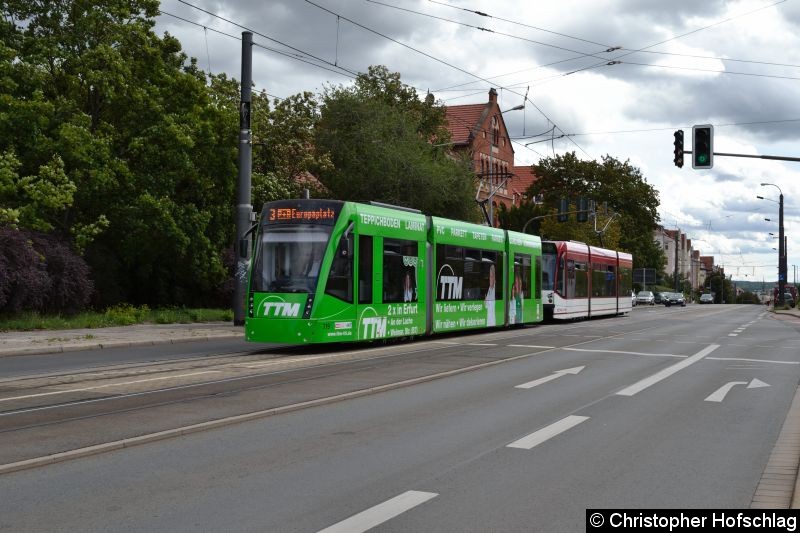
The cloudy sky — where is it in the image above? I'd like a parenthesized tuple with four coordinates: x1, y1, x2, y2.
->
(156, 0, 800, 284)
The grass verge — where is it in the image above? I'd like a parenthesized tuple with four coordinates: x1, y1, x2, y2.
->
(0, 305, 234, 331)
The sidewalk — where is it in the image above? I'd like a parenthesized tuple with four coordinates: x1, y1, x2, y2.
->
(769, 305, 800, 321)
(0, 322, 244, 357)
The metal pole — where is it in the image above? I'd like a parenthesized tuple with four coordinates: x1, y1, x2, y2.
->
(778, 193, 785, 307)
(233, 31, 253, 326)
(674, 231, 679, 292)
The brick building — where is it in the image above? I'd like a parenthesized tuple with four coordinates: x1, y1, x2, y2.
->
(444, 89, 537, 225)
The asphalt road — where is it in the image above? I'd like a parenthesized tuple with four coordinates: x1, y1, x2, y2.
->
(1, 304, 799, 532)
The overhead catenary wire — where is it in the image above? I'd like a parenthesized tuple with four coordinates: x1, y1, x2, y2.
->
(176, 0, 360, 78)
(308, 0, 593, 158)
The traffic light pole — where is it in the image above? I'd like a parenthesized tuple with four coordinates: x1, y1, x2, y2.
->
(779, 192, 786, 307)
(683, 150, 800, 163)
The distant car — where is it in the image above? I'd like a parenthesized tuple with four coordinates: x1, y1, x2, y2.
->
(636, 290, 655, 305)
(653, 292, 664, 304)
(699, 294, 714, 304)
(664, 292, 686, 307)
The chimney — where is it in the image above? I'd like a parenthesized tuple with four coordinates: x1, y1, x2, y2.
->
(488, 88, 497, 104)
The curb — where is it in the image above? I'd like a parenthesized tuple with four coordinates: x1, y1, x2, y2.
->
(0, 333, 244, 358)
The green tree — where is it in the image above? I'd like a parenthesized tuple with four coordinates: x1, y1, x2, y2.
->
(315, 66, 477, 220)
(251, 91, 332, 207)
(526, 153, 664, 270)
(1, 1, 238, 307)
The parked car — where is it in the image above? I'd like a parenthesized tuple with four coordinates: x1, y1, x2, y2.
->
(636, 290, 655, 305)
(664, 292, 686, 307)
(784, 292, 795, 308)
(653, 292, 664, 304)
(699, 294, 714, 304)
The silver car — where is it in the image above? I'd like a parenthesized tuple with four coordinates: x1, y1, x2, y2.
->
(636, 290, 655, 305)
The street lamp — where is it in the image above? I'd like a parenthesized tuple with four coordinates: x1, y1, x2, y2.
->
(760, 183, 785, 307)
(483, 104, 524, 227)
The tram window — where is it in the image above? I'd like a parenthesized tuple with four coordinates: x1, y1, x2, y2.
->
(541, 253, 556, 292)
(606, 265, 616, 296)
(619, 266, 632, 296)
(325, 231, 353, 303)
(359, 235, 373, 304)
(383, 238, 418, 303)
(574, 261, 588, 298)
(513, 253, 532, 299)
(435, 245, 502, 301)
(446, 246, 463, 260)
(534, 256, 541, 297)
(592, 263, 604, 297)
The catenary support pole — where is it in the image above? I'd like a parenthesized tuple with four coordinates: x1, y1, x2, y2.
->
(233, 32, 253, 326)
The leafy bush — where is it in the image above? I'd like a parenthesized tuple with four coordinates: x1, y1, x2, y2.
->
(0, 228, 93, 315)
(29, 232, 93, 314)
(0, 227, 51, 313)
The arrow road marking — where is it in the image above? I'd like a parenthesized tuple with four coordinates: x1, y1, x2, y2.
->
(515, 366, 585, 389)
(705, 378, 771, 403)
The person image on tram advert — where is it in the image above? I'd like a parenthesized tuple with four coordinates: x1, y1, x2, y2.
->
(403, 271, 415, 302)
(511, 269, 523, 324)
(485, 264, 496, 326)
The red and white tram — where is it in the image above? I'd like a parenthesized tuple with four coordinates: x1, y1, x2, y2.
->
(541, 241, 633, 320)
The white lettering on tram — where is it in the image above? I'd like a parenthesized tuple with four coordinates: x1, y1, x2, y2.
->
(359, 213, 401, 229)
(361, 316, 387, 339)
(439, 276, 463, 300)
(261, 302, 301, 318)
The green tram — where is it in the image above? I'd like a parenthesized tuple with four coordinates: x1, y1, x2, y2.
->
(246, 199, 543, 344)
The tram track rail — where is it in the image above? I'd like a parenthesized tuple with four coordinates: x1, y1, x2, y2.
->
(0, 318, 675, 470)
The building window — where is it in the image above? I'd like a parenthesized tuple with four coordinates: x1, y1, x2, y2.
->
(492, 116, 499, 146)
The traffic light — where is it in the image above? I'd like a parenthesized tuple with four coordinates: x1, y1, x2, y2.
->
(577, 197, 589, 222)
(692, 125, 713, 169)
(557, 198, 568, 222)
(673, 130, 684, 168)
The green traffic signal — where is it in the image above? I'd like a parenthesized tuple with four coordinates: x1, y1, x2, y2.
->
(692, 125, 713, 169)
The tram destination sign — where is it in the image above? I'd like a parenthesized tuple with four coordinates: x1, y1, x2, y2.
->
(262, 200, 343, 225)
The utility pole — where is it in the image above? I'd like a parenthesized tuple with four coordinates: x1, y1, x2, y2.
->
(674, 231, 679, 292)
(778, 190, 785, 307)
(233, 32, 253, 326)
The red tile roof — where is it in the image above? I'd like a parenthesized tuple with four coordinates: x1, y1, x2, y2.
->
(445, 103, 487, 145)
(511, 165, 537, 197)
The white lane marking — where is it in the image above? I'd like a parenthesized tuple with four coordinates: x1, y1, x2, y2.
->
(508, 344, 556, 349)
(616, 344, 720, 397)
(728, 334, 738, 337)
(507, 415, 589, 450)
(563, 348, 685, 359)
(466, 343, 498, 346)
(515, 366, 585, 389)
(705, 378, 770, 402)
(708, 357, 799, 365)
(0, 371, 220, 402)
(317, 491, 437, 533)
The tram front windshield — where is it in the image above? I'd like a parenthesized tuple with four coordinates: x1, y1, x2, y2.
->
(252, 225, 331, 294)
